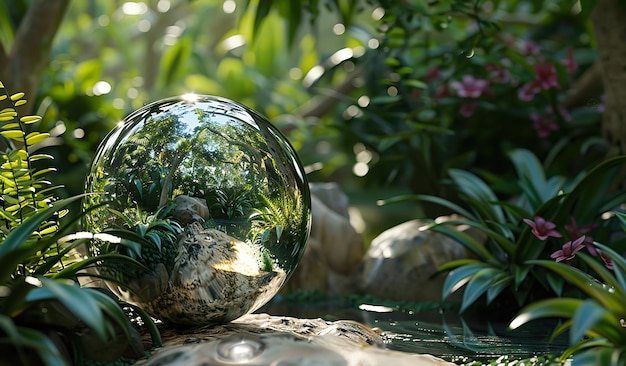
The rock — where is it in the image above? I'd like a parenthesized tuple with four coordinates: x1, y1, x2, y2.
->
(359, 217, 483, 302)
(282, 183, 364, 294)
(309, 182, 351, 219)
(135, 313, 457, 366)
(171, 195, 210, 225)
(109, 223, 286, 326)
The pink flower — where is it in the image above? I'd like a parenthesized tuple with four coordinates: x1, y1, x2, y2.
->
(533, 63, 561, 90)
(597, 249, 614, 269)
(524, 216, 562, 240)
(550, 236, 586, 264)
(451, 75, 489, 98)
(564, 216, 595, 255)
(561, 48, 578, 75)
(518, 82, 540, 101)
(530, 112, 559, 138)
(459, 101, 479, 117)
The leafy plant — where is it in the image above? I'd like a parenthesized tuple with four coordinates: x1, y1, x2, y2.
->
(510, 232, 626, 365)
(0, 83, 159, 365)
(99, 203, 183, 284)
(381, 149, 626, 314)
(208, 185, 255, 220)
(0, 82, 65, 261)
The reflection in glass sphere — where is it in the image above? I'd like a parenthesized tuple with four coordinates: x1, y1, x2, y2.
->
(83, 95, 311, 326)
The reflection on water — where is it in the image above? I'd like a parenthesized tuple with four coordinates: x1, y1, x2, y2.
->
(262, 299, 568, 364)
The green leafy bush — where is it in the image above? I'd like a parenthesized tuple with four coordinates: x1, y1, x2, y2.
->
(0, 82, 158, 365)
(510, 224, 626, 365)
(381, 148, 626, 314)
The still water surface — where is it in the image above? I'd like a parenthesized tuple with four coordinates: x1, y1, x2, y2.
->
(262, 298, 569, 365)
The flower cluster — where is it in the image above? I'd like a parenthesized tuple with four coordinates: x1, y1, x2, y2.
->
(429, 37, 585, 140)
(524, 216, 613, 268)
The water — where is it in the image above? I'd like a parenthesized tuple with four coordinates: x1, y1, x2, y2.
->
(262, 298, 569, 365)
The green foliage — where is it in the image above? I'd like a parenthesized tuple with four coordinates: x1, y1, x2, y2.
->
(381, 149, 626, 313)
(99, 203, 183, 283)
(0, 195, 141, 364)
(510, 242, 626, 365)
(0, 83, 158, 365)
(0, 82, 63, 252)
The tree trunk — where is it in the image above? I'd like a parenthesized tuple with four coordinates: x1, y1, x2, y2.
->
(0, 0, 70, 112)
(590, 0, 626, 156)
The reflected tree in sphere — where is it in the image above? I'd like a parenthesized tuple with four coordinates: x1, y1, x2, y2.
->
(84, 95, 311, 326)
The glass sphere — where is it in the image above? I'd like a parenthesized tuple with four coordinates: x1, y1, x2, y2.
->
(83, 95, 311, 326)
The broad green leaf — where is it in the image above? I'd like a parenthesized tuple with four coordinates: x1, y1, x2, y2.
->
(513, 264, 531, 290)
(0, 319, 67, 366)
(437, 258, 483, 273)
(86, 288, 130, 340)
(615, 211, 626, 229)
(572, 347, 626, 366)
(51, 254, 148, 279)
(486, 273, 512, 303)
(377, 194, 477, 221)
(441, 263, 491, 301)
(570, 299, 608, 345)
(595, 243, 626, 293)
(545, 271, 564, 296)
(430, 224, 497, 262)
(578, 252, 626, 298)
(530, 260, 623, 310)
(0, 195, 85, 280)
(559, 156, 626, 224)
(26, 277, 108, 342)
(510, 297, 583, 330)
(449, 169, 504, 222)
(461, 267, 502, 313)
(560, 338, 614, 364)
(124, 303, 162, 347)
(508, 149, 547, 190)
(433, 218, 515, 256)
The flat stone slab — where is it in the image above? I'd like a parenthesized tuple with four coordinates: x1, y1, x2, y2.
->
(136, 313, 457, 365)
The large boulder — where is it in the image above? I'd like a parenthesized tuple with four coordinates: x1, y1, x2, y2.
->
(359, 217, 482, 302)
(282, 183, 364, 294)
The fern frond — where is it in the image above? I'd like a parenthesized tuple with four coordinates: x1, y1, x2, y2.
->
(0, 82, 63, 275)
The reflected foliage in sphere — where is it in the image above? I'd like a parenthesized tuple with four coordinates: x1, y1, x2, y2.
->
(83, 95, 311, 326)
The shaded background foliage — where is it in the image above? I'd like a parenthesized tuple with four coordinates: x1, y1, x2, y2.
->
(0, 0, 616, 239)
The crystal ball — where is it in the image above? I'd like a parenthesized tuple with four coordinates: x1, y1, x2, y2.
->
(83, 95, 311, 326)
